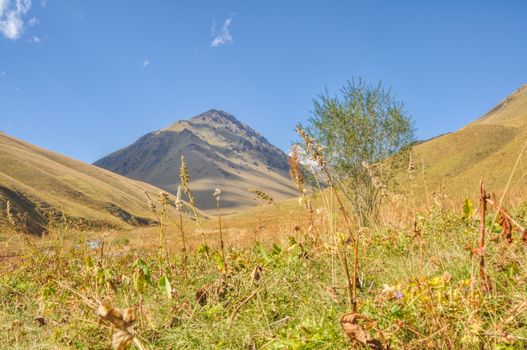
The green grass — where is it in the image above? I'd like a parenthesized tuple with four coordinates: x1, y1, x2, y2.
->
(2, 197, 527, 349)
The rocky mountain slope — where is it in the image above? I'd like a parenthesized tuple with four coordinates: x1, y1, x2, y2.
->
(94, 110, 297, 211)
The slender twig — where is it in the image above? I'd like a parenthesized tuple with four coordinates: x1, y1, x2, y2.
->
(214, 188, 227, 272)
(478, 181, 491, 293)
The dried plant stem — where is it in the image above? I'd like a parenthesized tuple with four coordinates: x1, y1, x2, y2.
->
(289, 148, 317, 239)
(158, 213, 171, 267)
(486, 198, 527, 242)
(217, 199, 227, 272)
(177, 213, 188, 276)
(478, 181, 491, 293)
(323, 170, 357, 312)
(144, 191, 171, 266)
(338, 244, 355, 312)
(296, 126, 357, 312)
(180, 156, 207, 249)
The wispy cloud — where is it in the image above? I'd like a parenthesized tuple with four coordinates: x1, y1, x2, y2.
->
(143, 59, 150, 67)
(0, 0, 32, 40)
(72, 9, 83, 20)
(27, 15, 37, 26)
(210, 14, 234, 48)
(28, 34, 39, 43)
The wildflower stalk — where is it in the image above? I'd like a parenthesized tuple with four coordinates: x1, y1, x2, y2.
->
(144, 191, 171, 267)
(214, 188, 227, 272)
(180, 156, 207, 250)
(297, 126, 357, 312)
(175, 186, 188, 276)
(478, 181, 491, 293)
(289, 147, 316, 240)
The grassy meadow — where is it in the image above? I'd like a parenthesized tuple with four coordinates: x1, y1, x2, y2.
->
(2, 173, 527, 349)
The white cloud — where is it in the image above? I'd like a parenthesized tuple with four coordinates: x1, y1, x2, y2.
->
(72, 9, 83, 20)
(143, 59, 150, 67)
(0, 0, 32, 40)
(210, 14, 234, 48)
(27, 15, 37, 26)
(28, 34, 38, 43)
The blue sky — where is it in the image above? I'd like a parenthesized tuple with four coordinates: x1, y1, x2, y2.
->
(1, 0, 526, 163)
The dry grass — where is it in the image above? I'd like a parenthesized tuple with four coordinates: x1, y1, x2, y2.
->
(2, 168, 527, 349)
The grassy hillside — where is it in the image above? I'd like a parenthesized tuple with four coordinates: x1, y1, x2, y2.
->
(0, 133, 192, 234)
(411, 84, 527, 201)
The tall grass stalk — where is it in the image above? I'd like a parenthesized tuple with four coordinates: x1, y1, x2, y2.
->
(180, 156, 207, 250)
(144, 191, 171, 266)
(175, 185, 188, 275)
(297, 126, 358, 312)
(214, 188, 227, 272)
(289, 146, 317, 240)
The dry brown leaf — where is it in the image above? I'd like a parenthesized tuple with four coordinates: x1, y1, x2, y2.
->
(97, 298, 137, 350)
(340, 313, 385, 349)
(499, 212, 513, 244)
(34, 316, 47, 327)
(196, 288, 208, 306)
(251, 265, 263, 284)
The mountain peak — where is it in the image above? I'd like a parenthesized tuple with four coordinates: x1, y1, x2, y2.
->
(95, 110, 296, 212)
(190, 109, 242, 126)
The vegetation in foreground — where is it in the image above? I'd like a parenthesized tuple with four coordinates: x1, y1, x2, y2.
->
(2, 180, 527, 349)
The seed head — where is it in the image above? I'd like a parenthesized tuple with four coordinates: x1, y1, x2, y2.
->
(180, 156, 190, 190)
(289, 147, 305, 193)
(213, 188, 222, 202)
(249, 188, 274, 205)
(159, 191, 170, 206)
(175, 186, 183, 212)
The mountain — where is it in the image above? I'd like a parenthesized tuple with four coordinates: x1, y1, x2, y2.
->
(94, 110, 298, 211)
(412, 84, 527, 199)
(0, 132, 185, 235)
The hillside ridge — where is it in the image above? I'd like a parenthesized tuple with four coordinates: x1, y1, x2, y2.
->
(411, 84, 527, 200)
(0, 133, 187, 234)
